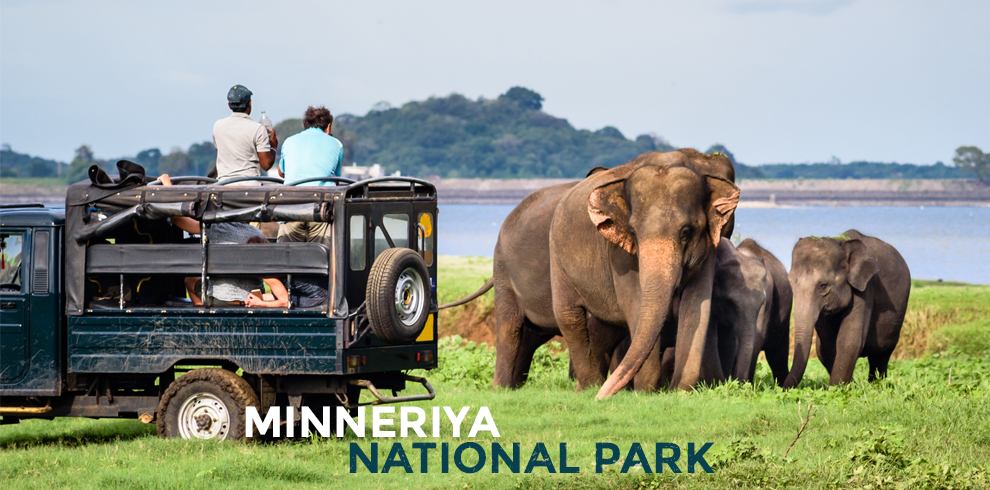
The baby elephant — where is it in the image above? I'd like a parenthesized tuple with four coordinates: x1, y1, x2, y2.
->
(712, 239, 792, 385)
(783, 229, 910, 388)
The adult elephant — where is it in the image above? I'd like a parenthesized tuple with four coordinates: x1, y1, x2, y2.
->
(446, 150, 735, 391)
(549, 151, 740, 398)
(783, 230, 910, 388)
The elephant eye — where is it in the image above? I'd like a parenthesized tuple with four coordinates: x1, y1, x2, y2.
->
(816, 282, 828, 294)
(679, 226, 692, 244)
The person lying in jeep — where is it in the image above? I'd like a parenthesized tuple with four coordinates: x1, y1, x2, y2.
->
(160, 174, 328, 308)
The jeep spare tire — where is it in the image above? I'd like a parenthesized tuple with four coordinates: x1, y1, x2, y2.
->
(366, 247, 431, 344)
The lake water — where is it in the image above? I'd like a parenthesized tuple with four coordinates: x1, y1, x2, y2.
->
(437, 204, 990, 285)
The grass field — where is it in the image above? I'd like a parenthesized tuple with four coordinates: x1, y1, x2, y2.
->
(2, 256, 988, 489)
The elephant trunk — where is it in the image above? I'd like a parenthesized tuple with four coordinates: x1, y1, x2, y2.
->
(734, 299, 767, 381)
(732, 326, 756, 381)
(596, 240, 680, 400)
(782, 301, 819, 389)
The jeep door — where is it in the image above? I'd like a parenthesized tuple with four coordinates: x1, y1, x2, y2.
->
(0, 230, 29, 382)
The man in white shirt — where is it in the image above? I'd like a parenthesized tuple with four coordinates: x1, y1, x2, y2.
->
(212, 85, 278, 181)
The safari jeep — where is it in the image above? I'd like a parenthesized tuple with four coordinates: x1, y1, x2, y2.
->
(0, 167, 439, 440)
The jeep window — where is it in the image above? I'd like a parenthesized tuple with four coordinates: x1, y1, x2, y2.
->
(374, 214, 409, 260)
(418, 212, 434, 266)
(0, 232, 26, 291)
(350, 215, 366, 271)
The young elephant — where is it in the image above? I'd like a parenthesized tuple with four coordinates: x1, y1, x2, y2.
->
(783, 230, 910, 388)
(736, 239, 792, 386)
(711, 239, 774, 383)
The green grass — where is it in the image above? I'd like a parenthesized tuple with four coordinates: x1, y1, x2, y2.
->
(2, 259, 988, 489)
(436, 255, 494, 305)
(893, 279, 990, 358)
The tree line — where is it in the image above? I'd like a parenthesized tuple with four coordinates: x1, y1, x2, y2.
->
(1, 87, 986, 183)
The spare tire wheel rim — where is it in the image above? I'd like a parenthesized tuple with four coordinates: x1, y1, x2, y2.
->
(395, 267, 425, 326)
(177, 393, 230, 440)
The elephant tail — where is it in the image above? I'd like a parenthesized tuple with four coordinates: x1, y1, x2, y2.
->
(439, 277, 495, 309)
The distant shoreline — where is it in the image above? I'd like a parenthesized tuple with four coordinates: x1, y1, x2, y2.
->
(2, 178, 988, 207)
(434, 178, 990, 206)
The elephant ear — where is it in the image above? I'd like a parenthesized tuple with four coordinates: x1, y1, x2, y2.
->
(843, 239, 879, 291)
(705, 175, 740, 247)
(588, 178, 636, 255)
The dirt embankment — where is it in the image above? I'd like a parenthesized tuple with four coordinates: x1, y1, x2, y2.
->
(440, 300, 498, 345)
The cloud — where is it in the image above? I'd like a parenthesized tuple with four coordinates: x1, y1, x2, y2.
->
(723, 0, 859, 15)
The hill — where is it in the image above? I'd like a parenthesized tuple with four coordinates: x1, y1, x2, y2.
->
(1, 87, 980, 181)
(277, 87, 675, 179)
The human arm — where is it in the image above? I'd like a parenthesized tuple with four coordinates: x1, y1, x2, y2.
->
(257, 128, 278, 171)
(245, 278, 289, 308)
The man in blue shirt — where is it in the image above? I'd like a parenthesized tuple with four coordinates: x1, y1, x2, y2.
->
(277, 106, 343, 185)
(277, 106, 343, 245)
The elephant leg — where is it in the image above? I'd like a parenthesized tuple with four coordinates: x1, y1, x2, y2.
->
(589, 317, 627, 381)
(511, 320, 557, 386)
(659, 347, 675, 388)
(552, 268, 602, 390)
(867, 353, 891, 382)
(699, 320, 725, 387)
(568, 358, 576, 381)
(610, 335, 630, 374)
(714, 320, 736, 381)
(493, 290, 528, 388)
(557, 308, 600, 390)
(829, 291, 873, 386)
(764, 344, 789, 387)
(671, 254, 721, 390)
(633, 341, 663, 391)
(815, 331, 835, 375)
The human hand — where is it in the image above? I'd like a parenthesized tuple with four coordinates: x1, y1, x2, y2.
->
(160, 174, 172, 186)
(245, 294, 264, 307)
(267, 128, 278, 148)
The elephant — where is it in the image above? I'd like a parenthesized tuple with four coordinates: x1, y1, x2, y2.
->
(609, 238, 791, 388)
(489, 181, 576, 388)
(487, 168, 629, 388)
(548, 150, 739, 398)
(783, 229, 910, 388)
(443, 150, 736, 391)
(736, 238, 792, 386)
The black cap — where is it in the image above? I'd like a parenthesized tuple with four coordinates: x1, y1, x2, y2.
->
(227, 85, 252, 109)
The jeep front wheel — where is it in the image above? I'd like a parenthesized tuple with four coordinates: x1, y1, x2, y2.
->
(157, 368, 259, 441)
(366, 247, 431, 344)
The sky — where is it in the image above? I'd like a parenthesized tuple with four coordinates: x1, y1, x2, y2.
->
(1, 0, 987, 165)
